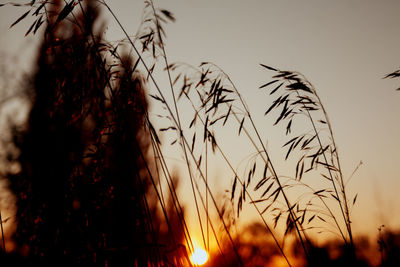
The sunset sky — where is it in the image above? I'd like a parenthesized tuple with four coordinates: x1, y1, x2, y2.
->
(1, 0, 400, 251)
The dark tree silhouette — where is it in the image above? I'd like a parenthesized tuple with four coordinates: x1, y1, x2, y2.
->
(2, 1, 184, 266)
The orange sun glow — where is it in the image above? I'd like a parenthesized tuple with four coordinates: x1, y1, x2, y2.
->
(189, 247, 208, 265)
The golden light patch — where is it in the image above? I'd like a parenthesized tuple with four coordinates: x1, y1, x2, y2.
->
(190, 247, 208, 265)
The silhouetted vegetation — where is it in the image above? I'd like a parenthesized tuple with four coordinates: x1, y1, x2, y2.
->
(1, 1, 187, 266)
(0, 1, 399, 267)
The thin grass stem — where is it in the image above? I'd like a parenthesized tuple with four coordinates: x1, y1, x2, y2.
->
(148, 0, 208, 250)
(0, 210, 5, 253)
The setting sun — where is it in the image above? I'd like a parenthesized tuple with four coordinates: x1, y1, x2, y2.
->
(190, 247, 208, 265)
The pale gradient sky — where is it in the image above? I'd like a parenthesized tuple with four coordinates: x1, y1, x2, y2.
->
(1, 0, 400, 243)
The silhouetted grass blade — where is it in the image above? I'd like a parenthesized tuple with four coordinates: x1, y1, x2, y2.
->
(10, 10, 30, 28)
(231, 176, 237, 201)
(56, 1, 75, 24)
(259, 79, 279, 89)
(260, 63, 278, 72)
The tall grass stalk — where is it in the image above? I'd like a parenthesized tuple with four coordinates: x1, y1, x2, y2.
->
(208, 63, 309, 257)
(148, 0, 208, 250)
(259, 66, 355, 249)
(297, 88, 353, 245)
(168, 61, 314, 261)
(169, 63, 294, 265)
(101, 1, 245, 264)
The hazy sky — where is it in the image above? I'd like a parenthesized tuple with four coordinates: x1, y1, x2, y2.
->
(1, 0, 400, 242)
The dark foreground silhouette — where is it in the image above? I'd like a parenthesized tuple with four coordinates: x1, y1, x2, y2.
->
(2, 1, 186, 266)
